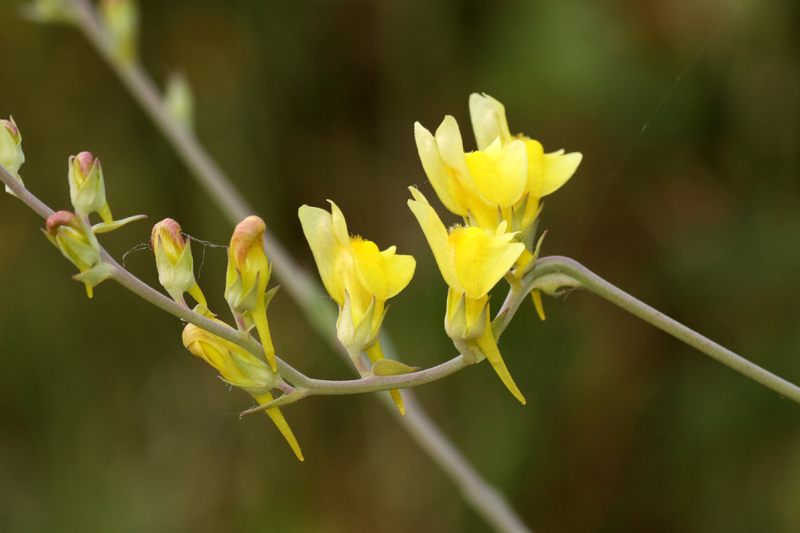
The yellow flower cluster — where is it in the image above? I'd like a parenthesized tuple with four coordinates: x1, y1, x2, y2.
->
(409, 93, 582, 403)
(35, 93, 580, 460)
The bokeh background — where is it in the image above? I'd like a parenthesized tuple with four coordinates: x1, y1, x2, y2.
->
(2, 0, 800, 531)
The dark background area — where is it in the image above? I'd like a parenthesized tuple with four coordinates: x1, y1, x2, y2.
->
(2, 0, 800, 531)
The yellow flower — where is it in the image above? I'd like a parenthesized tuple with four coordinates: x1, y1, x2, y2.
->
(407, 188, 527, 404)
(151, 218, 206, 307)
(415, 116, 528, 231)
(470, 93, 583, 318)
(224, 216, 278, 371)
(299, 201, 415, 414)
(469, 93, 582, 231)
(182, 322, 304, 461)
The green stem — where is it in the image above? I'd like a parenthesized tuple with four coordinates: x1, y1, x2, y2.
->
(531, 256, 800, 404)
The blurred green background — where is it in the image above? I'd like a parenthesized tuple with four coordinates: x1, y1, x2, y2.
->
(2, 0, 800, 531)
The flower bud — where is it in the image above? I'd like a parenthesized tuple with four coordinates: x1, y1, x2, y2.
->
(21, 0, 70, 22)
(44, 210, 113, 297)
(68, 151, 112, 222)
(225, 216, 278, 370)
(182, 322, 304, 461)
(164, 73, 194, 130)
(151, 218, 206, 307)
(1, 117, 25, 195)
(100, 0, 139, 65)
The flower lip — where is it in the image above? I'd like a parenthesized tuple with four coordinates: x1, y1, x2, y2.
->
(151, 218, 185, 251)
(75, 151, 95, 175)
(230, 215, 266, 264)
(46, 210, 79, 234)
(1, 118, 19, 139)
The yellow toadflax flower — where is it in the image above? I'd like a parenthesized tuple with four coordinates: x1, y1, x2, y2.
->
(182, 322, 304, 461)
(224, 216, 278, 371)
(151, 218, 206, 307)
(299, 201, 415, 414)
(415, 115, 528, 232)
(469, 94, 583, 319)
(408, 187, 527, 404)
(468, 93, 582, 234)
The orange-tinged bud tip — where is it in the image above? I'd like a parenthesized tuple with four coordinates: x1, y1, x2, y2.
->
(75, 151, 95, 176)
(2, 119, 19, 139)
(151, 218, 185, 251)
(45, 210, 80, 235)
(230, 215, 266, 264)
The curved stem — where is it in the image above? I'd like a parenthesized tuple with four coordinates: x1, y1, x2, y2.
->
(531, 256, 800, 404)
(241, 355, 469, 415)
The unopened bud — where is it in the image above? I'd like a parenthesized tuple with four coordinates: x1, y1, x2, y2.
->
(1, 117, 25, 195)
(225, 216, 277, 370)
(164, 73, 194, 130)
(151, 218, 206, 307)
(181, 323, 281, 396)
(68, 151, 111, 222)
(44, 210, 112, 297)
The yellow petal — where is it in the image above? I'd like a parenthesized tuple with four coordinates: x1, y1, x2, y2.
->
(449, 226, 524, 298)
(328, 200, 351, 247)
(523, 139, 545, 197)
(434, 116, 471, 178)
(255, 393, 304, 461)
(415, 122, 468, 217)
(541, 150, 582, 197)
(465, 138, 527, 207)
(351, 239, 416, 301)
(407, 188, 461, 292)
(298, 205, 345, 304)
(474, 318, 526, 405)
(468, 93, 513, 151)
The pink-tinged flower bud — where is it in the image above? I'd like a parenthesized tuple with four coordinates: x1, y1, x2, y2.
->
(0, 117, 25, 195)
(181, 321, 303, 461)
(225, 216, 278, 370)
(68, 151, 112, 222)
(151, 218, 206, 307)
(44, 210, 113, 298)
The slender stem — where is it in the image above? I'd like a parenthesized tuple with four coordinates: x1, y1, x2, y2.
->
(531, 256, 800, 404)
